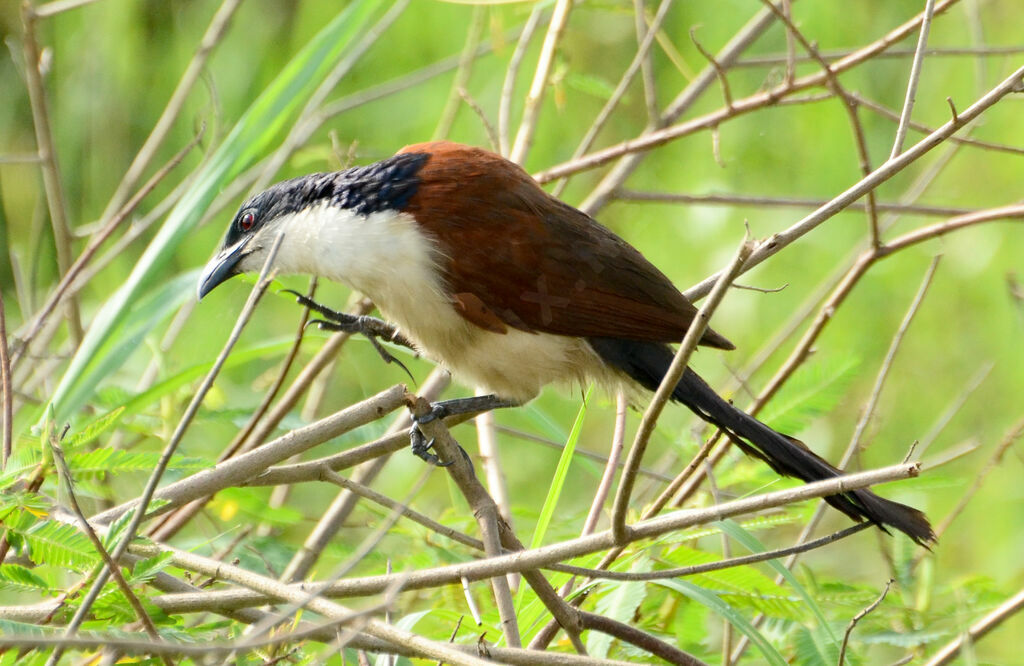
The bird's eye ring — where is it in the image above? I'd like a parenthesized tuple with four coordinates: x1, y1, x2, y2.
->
(239, 211, 256, 232)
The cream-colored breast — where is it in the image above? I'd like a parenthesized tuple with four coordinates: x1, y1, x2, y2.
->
(275, 205, 626, 402)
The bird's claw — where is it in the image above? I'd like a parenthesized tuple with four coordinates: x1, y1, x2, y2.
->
(286, 291, 414, 381)
(410, 425, 454, 467)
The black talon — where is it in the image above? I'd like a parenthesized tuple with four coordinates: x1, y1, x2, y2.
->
(284, 290, 414, 381)
(410, 425, 454, 467)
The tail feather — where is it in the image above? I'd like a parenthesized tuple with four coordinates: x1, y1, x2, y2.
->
(588, 337, 934, 545)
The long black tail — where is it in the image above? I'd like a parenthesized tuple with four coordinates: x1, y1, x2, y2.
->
(588, 337, 934, 545)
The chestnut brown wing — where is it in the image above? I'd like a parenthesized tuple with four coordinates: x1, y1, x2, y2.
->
(400, 142, 734, 349)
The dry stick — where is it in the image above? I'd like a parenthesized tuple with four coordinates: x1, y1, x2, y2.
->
(734, 44, 1024, 67)
(757, 0, 882, 246)
(11, 129, 204, 369)
(509, 0, 573, 165)
(0, 290, 11, 468)
(49, 445, 173, 666)
(617, 190, 969, 217)
(682, 63, 1024, 302)
(634, 0, 661, 124)
(550, 0, 676, 197)
(133, 465, 923, 613)
(923, 586, 1024, 666)
(21, 2, 82, 343)
(253, 0, 410, 193)
(433, 4, 485, 141)
(547, 0, 965, 192)
(498, 3, 544, 157)
(133, 546, 494, 666)
(611, 238, 753, 543)
(582, 393, 628, 537)
(845, 256, 942, 467)
(320, 468, 484, 552)
(578, 0, 782, 215)
(47, 231, 288, 666)
(0, 636, 637, 666)
(550, 524, 870, 582)
(279, 370, 449, 583)
(838, 578, 893, 666)
(889, 0, 938, 159)
(147, 303, 373, 541)
(476, 399, 514, 528)
(910, 416, 1024, 570)
(407, 396, 525, 650)
(95, 0, 242, 223)
(857, 93, 1024, 156)
(90, 384, 409, 529)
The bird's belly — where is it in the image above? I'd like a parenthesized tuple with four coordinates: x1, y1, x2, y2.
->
(380, 302, 619, 403)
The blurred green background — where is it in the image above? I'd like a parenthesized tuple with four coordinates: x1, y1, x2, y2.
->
(1, 1, 1022, 663)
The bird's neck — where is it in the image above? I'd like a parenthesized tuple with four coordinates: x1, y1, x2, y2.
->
(275, 203, 446, 315)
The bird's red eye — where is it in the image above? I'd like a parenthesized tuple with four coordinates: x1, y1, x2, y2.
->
(239, 212, 255, 231)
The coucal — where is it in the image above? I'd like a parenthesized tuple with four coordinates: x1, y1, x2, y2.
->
(198, 141, 933, 544)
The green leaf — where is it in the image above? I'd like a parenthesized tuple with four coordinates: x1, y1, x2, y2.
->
(0, 564, 51, 593)
(656, 579, 788, 666)
(587, 554, 651, 658)
(717, 519, 839, 646)
(43, 0, 392, 424)
(66, 449, 208, 478)
(23, 520, 100, 572)
(62, 407, 125, 450)
(759, 355, 859, 434)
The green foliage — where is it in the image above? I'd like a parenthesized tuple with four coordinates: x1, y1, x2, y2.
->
(758, 355, 860, 435)
(1, 0, 1022, 663)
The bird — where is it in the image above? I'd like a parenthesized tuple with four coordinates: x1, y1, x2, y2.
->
(198, 140, 933, 544)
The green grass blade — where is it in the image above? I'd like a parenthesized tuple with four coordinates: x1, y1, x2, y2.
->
(656, 578, 788, 666)
(44, 0, 389, 424)
(717, 519, 840, 645)
(528, 384, 591, 550)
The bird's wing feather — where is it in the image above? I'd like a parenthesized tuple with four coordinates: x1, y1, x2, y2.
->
(400, 142, 733, 349)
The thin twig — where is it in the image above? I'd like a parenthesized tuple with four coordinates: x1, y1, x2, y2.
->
(611, 237, 753, 543)
(922, 586, 1024, 666)
(889, 0, 938, 159)
(52, 231, 289, 663)
(498, 3, 545, 157)
(49, 444, 171, 666)
(0, 290, 11, 468)
(21, 2, 82, 343)
(617, 190, 969, 217)
(509, 0, 573, 165)
(94, 0, 243, 224)
(839, 579, 894, 666)
(434, 5, 485, 141)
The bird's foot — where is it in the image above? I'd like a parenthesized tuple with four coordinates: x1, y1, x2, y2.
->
(283, 289, 414, 380)
(408, 396, 518, 467)
(409, 423, 454, 467)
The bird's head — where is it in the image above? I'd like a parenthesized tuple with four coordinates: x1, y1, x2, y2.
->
(197, 151, 430, 300)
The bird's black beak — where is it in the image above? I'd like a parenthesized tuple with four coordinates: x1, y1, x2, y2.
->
(197, 239, 248, 300)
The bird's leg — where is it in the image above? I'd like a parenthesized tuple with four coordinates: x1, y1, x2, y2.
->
(282, 289, 415, 380)
(410, 395, 520, 466)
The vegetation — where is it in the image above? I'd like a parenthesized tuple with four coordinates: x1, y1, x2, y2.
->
(1, 1, 1022, 664)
